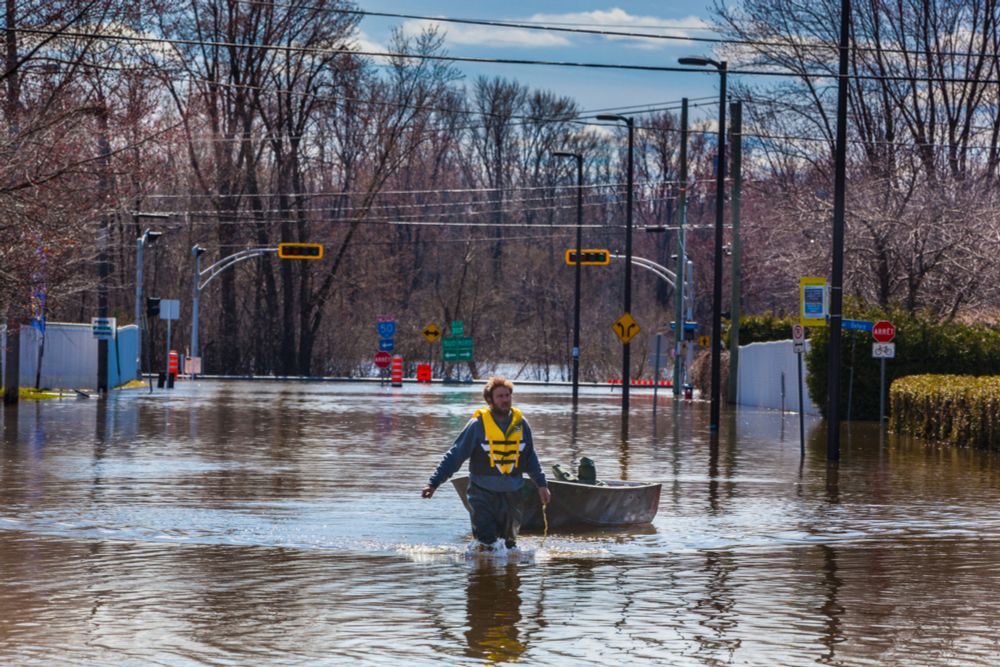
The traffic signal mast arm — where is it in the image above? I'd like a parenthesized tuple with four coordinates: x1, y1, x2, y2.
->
(610, 254, 679, 289)
(197, 248, 277, 291)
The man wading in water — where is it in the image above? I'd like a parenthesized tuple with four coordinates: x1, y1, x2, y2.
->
(422, 377, 551, 552)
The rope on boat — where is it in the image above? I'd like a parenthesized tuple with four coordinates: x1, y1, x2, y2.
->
(540, 502, 549, 550)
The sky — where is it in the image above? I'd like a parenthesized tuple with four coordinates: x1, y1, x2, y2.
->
(353, 2, 728, 123)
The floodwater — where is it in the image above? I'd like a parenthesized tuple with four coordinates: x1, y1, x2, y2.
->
(2, 382, 1000, 666)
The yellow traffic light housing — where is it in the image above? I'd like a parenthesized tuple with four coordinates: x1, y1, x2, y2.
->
(278, 243, 324, 260)
(565, 248, 610, 266)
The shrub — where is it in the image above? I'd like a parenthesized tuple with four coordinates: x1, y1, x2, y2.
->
(806, 302, 1000, 420)
(724, 312, 800, 348)
(891, 375, 1000, 449)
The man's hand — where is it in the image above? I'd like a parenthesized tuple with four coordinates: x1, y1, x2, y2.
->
(421, 485, 436, 499)
(538, 486, 551, 506)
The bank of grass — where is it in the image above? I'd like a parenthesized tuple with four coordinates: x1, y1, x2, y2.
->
(890, 374, 1000, 449)
(0, 387, 65, 400)
(1, 379, 144, 399)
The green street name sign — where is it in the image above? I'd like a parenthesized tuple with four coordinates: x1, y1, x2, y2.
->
(442, 336, 474, 362)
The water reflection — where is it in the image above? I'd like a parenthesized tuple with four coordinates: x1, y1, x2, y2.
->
(464, 563, 525, 663)
(817, 545, 844, 665)
(693, 551, 739, 666)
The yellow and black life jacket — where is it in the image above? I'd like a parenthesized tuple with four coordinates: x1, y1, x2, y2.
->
(469, 406, 526, 477)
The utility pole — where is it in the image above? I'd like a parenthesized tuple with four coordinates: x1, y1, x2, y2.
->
(3, 0, 21, 405)
(96, 103, 112, 395)
(826, 0, 852, 461)
(728, 101, 743, 404)
(674, 99, 688, 397)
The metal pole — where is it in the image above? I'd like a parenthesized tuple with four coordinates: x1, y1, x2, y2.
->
(847, 331, 856, 422)
(879, 357, 886, 425)
(191, 246, 203, 362)
(623, 118, 635, 416)
(134, 234, 145, 379)
(826, 0, 851, 461)
(674, 99, 688, 398)
(596, 114, 635, 416)
(686, 258, 695, 388)
(798, 352, 805, 457)
(728, 100, 742, 405)
(709, 62, 727, 431)
(653, 333, 662, 405)
(165, 318, 172, 376)
(573, 155, 583, 410)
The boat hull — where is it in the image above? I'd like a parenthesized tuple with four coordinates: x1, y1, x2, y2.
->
(450, 476, 661, 531)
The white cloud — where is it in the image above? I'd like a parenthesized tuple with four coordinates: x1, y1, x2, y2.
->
(402, 18, 571, 49)
(528, 9, 711, 50)
(349, 28, 386, 55)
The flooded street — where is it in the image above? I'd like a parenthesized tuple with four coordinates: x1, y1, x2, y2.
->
(2, 380, 1000, 665)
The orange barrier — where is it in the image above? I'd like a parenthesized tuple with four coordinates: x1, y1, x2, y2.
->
(607, 378, 673, 387)
(168, 350, 179, 375)
(391, 355, 404, 387)
(416, 363, 432, 383)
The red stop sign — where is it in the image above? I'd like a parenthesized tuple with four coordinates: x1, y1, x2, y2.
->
(872, 320, 895, 343)
(374, 351, 392, 368)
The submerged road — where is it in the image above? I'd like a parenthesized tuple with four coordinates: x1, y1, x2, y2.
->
(1, 381, 998, 665)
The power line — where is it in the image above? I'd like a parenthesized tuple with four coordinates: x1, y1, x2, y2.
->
(256, 2, 1000, 62)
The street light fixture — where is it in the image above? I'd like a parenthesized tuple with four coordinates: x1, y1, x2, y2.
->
(679, 56, 727, 431)
(553, 151, 584, 411)
(133, 222, 165, 378)
(596, 114, 635, 417)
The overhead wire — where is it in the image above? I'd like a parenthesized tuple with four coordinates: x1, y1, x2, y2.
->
(256, 2, 1000, 61)
(22, 25, 1000, 84)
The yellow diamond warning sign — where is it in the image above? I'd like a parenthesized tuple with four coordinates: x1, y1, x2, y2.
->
(422, 323, 442, 344)
(612, 313, 640, 344)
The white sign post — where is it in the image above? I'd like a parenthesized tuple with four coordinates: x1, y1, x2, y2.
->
(873, 335, 896, 426)
(791, 324, 806, 455)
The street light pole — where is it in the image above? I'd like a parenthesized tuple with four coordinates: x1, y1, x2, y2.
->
(679, 57, 727, 431)
(133, 225, 163, 378)
(191, 245, 206, 370)
(676, 98, 689, 397)
(597, 114, 635, 417)
(553, 151, 584, 410)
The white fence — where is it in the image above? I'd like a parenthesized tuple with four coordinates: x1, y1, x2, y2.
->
(736, 339, 820, 415)
(1, 322, 138, 390)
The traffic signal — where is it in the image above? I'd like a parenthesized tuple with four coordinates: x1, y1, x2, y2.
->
(146, 297, 161, 317)
(565, 248, 610, 266)
(278, 243, 324, 260)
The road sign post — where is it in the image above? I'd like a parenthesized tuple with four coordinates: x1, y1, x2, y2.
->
(872, 320, 896, 427)
(791, 323, 806, 456)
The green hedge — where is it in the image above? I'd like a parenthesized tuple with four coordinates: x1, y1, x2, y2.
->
(806, 303, 1000, 420)
(890, 374, 1000, 449)
(725, 312, 800, 348)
